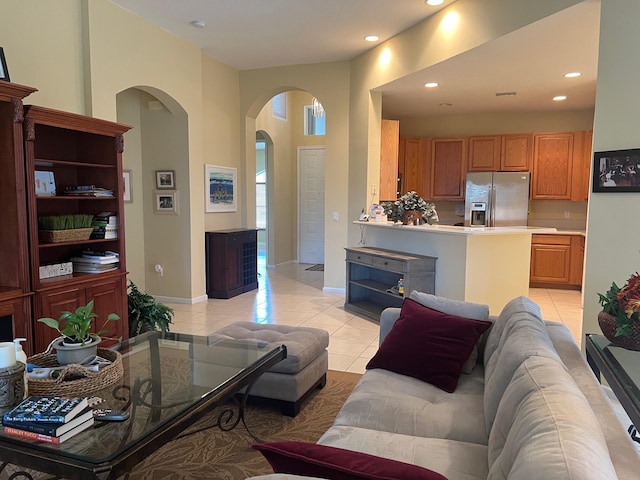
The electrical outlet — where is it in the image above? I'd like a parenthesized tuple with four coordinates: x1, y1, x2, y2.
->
(371, 184, 377, 195)
(332, 212, 339, 222)
(564, 210, 570, 219)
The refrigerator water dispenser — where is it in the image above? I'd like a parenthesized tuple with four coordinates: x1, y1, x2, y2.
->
(470, 202, 487, 226)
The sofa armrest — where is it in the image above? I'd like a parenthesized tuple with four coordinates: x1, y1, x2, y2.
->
(379, 307, 401, 345)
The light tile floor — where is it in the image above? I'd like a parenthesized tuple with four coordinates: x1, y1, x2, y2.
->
(166, 259, 584, 374)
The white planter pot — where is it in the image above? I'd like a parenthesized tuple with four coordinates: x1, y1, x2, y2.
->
(54, 335, 101, 365)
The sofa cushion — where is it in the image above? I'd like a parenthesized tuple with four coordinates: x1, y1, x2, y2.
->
(483, 296, 542, 366)
(332, 367, 488, 445)
(409, 292, 490, 373)
(366, 298, 492, 393)
(319, 425, 489, 480)
(253, 441, 447, 480)
(483, 310, 560, 434)
(487, 356, 618, 480)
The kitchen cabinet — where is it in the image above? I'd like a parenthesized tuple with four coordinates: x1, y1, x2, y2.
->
(531, 132, 575, 200)
(468, 135, 501, 171)
(571, 130, 593, 201)
(468, 134, 532, 172)
(205, 229, 258, 299)
(501, 133, 532, 171)
(429, 138, 466, 200)
(379, 119, 400, 200)
(344, 247, 436, 321)
(23, 105, 131, 352)
(530, 234, 584, 289)
(399, 137, 429, 198)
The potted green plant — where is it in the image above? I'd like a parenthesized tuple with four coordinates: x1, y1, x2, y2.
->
(37, 300, 120, 364)
(127, 281, 174, 336)
(597, 272, 640, 350)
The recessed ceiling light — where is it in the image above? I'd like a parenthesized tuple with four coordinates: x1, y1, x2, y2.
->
(426, 0, 444, 5)
(564, 72, 582, 78)
(439, 103, 453, 107)
(553, 95, 567, 101)
(424, 82, 439, 88)
(364, 35, 379, 42)
(191, 20, 207, 28)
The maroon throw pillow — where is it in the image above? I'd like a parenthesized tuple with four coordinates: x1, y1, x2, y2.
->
(253, 441, 447, 480)
(366, 298, 492, 393)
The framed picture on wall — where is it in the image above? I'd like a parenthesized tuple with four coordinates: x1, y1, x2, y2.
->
(155, 170, 176, 189)
(154, 190, 179, 214)
(205, 165, 237, 212)
(592, 148, 640, 193)
(123, 170, 133, 203)
(0, 48, 9, 82)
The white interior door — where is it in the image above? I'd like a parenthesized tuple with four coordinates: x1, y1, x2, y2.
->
(298, 147, 325, 264)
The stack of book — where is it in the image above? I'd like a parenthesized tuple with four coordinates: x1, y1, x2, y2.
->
(70, 250, 119, 273)
(64, 185, 114, 197)
(90, 212, 117, 240)
(2, 396, 94, 444)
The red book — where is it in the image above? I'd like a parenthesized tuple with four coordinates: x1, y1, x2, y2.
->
(3, 418, 94, 444)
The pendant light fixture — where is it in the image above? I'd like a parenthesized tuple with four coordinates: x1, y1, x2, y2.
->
(312, 97, 325, 117)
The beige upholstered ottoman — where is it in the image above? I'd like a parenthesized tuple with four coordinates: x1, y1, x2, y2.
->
(212, 321, 329, 416)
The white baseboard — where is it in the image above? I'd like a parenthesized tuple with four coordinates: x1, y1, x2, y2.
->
(323, 287, 345, 294)
(154, 294, 208, 304)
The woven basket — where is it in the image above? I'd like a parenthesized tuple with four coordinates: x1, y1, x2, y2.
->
(27, 348, 123, 397)
(39, 227, 94, 244)
(598, 311, 640, 351)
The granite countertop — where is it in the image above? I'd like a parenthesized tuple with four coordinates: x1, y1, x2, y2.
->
(537, 229, 586, 237)
(354, 221, 557, 236)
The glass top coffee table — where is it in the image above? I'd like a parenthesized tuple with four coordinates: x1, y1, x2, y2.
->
(585, 334, 640, 431)
(0, 331, 287, 480)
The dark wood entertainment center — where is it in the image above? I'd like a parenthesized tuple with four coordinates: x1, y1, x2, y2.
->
(0, 81, 131, 354)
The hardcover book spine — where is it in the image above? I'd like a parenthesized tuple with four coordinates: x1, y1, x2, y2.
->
(2, 414, 66, 423)
(3, 426, 60, 444)
(2, 419, 59, 436)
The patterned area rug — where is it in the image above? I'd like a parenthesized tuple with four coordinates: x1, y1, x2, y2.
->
(305, 264, 324, 271)
(127, 369, 360, 479)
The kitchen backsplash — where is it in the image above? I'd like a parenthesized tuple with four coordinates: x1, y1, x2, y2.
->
(432, 200, 587, 231)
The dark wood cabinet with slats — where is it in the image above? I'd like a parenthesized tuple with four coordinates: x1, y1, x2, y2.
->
(205, 229, 258, 299)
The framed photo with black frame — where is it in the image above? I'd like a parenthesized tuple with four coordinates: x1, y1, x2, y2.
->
(0, 48, 10, 82)
(592, 148, 640, 193)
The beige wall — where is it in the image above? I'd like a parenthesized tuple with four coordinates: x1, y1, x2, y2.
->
(583, 0, 640, 341)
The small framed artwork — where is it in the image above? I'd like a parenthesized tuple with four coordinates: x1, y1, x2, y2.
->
(205, 164, 237, 213)
(155, 170, 176, 189)
(123, 170, 133, 203)
(593, 148, 640, 193)
(154, 190, 179, 214)
(0, 48, 9, 82)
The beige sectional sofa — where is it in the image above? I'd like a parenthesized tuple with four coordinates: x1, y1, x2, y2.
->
(251, 294, 640, 480)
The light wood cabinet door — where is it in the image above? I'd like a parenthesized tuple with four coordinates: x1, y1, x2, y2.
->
(532, 132, 574, 199)
(468, 135, 500, 171)
(430, 138, 466, 200)
(399, 137, 429, 198)
(501, 133, 532, 171)
(571, 130, 593, 201)
(379, 119, 399, 200)
(530, 235, 572, 284)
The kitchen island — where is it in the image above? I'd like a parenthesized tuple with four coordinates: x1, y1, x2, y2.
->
(353, 221, 556, 314)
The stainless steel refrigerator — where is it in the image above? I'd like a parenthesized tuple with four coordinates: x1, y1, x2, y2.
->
(464, 172, 530, 227)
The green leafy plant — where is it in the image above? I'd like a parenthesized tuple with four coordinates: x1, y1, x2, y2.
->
(384, 191, 439, 224)
(598, 272, 640, 337)
(38, 214, 94, 230)
(127, 281, 174, 336)
(37, 299, 120, 345)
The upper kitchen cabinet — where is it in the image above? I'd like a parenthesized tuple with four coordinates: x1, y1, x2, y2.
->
(399, 136, 429, 199)
(468, 135, 501, 171)
(501, 133, 532, 171)
(379, 119, 400, 200)
(430, 138, 466, 200)
(571, 130, 593, 201)
(531, 132, 574, 200)
(468, 134, 532, 172)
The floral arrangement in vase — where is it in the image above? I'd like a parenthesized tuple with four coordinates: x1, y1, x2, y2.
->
(385, 191, 439, 225)
(597, 272, 640, 350)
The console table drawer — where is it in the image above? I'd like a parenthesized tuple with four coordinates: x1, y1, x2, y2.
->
(345, 250, 373, 265)
(371, 256, 404, 272)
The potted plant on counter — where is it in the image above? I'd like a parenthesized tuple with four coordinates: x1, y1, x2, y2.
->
(37, 300, 120, 364)
(597, 272, 640, 350)
(392, 191, 439, 225)
(127, 281, 174, 336)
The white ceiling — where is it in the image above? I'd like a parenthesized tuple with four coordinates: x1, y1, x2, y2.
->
(109, 0, 600, 118)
